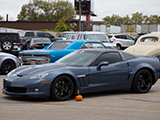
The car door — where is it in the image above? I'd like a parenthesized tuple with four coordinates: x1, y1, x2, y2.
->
(88, 52, 129, 92)
(126, 35, 135, 46)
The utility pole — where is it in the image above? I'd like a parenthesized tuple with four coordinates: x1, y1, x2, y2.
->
(79, 0, 82, 31)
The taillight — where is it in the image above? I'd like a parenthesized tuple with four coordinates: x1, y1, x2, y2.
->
(31, 45, 35, 48)
(20, 38, 22, 41)
(19, 53, 21, 57)
(110, 38, 116, 41)
(18, 43, 21, 47)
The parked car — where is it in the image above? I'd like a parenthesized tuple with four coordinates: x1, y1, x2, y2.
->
(19, 40, 107, 65)
(29, 38, 51, 49)
(3, 49, 160, 101)
(134, 32, 149, 43)
(124, 32, 160, 60)
(108, 34, 135, 50)
(21, 31, 62, 50)
(76, 31, 117, 49)
(60, 31, 76, 40)
(66, 34, 77, 40)
(0, 52, 19, 74)
(0, 32, 21, 56)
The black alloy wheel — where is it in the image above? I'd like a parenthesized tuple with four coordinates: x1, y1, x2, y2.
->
(51, 75, 74, 101)
(1, 60, 15, 74)
(132, 69, 153, 93)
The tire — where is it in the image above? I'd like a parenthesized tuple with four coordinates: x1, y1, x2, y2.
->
(1, 60, 16, 74)
(50, 75, 74, 101)
(26, 42, 31, 50)
(131, 69, 153, 93)
(1, 40, 13, 52)
(117, 45, 121, 50)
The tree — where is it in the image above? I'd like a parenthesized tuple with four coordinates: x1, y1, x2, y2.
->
(0, 15, 3, 20)
(17, 0, 76, 21)
(131, 12, 143, 25)
(121, 15, 131, 25)
(103, 14, 122, 26)
(54, 16, 72, 32)
(103, 12, 160, 26)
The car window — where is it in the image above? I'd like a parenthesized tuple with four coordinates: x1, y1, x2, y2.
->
(0, 33, 20, 43)
(56, 51, 99, 66)
(115, 35, 126, 39)
(37, 32, 44, 37)
(140, 37, 158, 42)
(81, 42, 105, 49)
(48, 41, 72, 49)
(123, 52, 136, 60)
(126, 35, 134, 40)
(44, 33, 52, 37)
(108, 35, 112, 38)
(25, 32, 34, 36)
(84, 34, 110, 42)
(93, 52, 122, 66)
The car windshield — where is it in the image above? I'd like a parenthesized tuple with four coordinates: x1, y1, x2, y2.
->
(48, 41, 72, 49)
(61, 33, 75, 38)
(56, 50, 99, 66)
(84, 34, 110, 43)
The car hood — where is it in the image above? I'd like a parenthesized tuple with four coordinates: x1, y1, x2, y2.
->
(124, 44, 158, 56)
(15, 63, 66, 76)
(20, 49, 63, 54)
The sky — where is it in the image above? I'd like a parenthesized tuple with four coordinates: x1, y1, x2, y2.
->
(0, 0, 160, 21)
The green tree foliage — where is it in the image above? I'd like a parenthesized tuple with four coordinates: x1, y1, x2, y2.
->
(17, 0, 76, 21)
(54, 16, 72, 32)
(103, 12, 160, 26)
(125, 26, 135, 33)
(131, 12, 143, 25)
(0, 15, 3, 20)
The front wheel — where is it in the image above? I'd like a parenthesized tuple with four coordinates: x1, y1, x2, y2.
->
(50, 75, 74, 101)
(131, 69, 153, 93)
(1, 60, 16, 74)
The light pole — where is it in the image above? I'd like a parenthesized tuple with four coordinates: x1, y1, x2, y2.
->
(79, 0, 82, 31)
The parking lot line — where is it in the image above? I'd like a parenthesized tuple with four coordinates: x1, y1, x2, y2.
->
(32, 104, 160, 113)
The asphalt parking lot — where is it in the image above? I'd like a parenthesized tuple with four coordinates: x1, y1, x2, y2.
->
(0, 75, 160, 120)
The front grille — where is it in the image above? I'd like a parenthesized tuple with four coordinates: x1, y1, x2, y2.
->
(22, 53, 47, 57)
(7, 86, 27, 93)
(20, 53, 50, 65)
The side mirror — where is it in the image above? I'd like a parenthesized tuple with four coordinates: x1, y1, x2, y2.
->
(97, 61, 109, 70)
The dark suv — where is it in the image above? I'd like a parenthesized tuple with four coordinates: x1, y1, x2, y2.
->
(0, 32, 21, 56)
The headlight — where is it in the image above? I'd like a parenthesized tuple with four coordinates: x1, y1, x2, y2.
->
(30, 72, 50, 79)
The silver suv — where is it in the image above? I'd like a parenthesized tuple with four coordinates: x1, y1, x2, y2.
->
(76, 31, 117, 49)
(108, 34, 135, 50)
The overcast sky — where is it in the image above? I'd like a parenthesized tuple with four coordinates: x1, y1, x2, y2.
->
(0, 0, 160, 21)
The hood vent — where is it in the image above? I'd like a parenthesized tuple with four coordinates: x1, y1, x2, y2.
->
(17, 74, 23, 77)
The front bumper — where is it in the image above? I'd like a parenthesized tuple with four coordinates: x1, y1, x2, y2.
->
(3, 79, 51, 98)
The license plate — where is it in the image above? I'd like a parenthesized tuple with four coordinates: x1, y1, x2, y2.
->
(31, 61, 36, 65)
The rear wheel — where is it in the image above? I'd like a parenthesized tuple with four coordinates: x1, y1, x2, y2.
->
(131, 69, 153, 93)
(117, 45, 121, 50)
(50, 75, 74, 101)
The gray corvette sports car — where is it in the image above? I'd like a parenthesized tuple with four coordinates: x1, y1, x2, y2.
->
(3, 49, 160, 101)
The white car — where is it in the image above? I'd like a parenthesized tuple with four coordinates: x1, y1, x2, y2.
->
(60, 31, 76, 40)
(76, 31, 117, 49)
(124, 32, 160, 60)
(108, 34, 135, 50)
